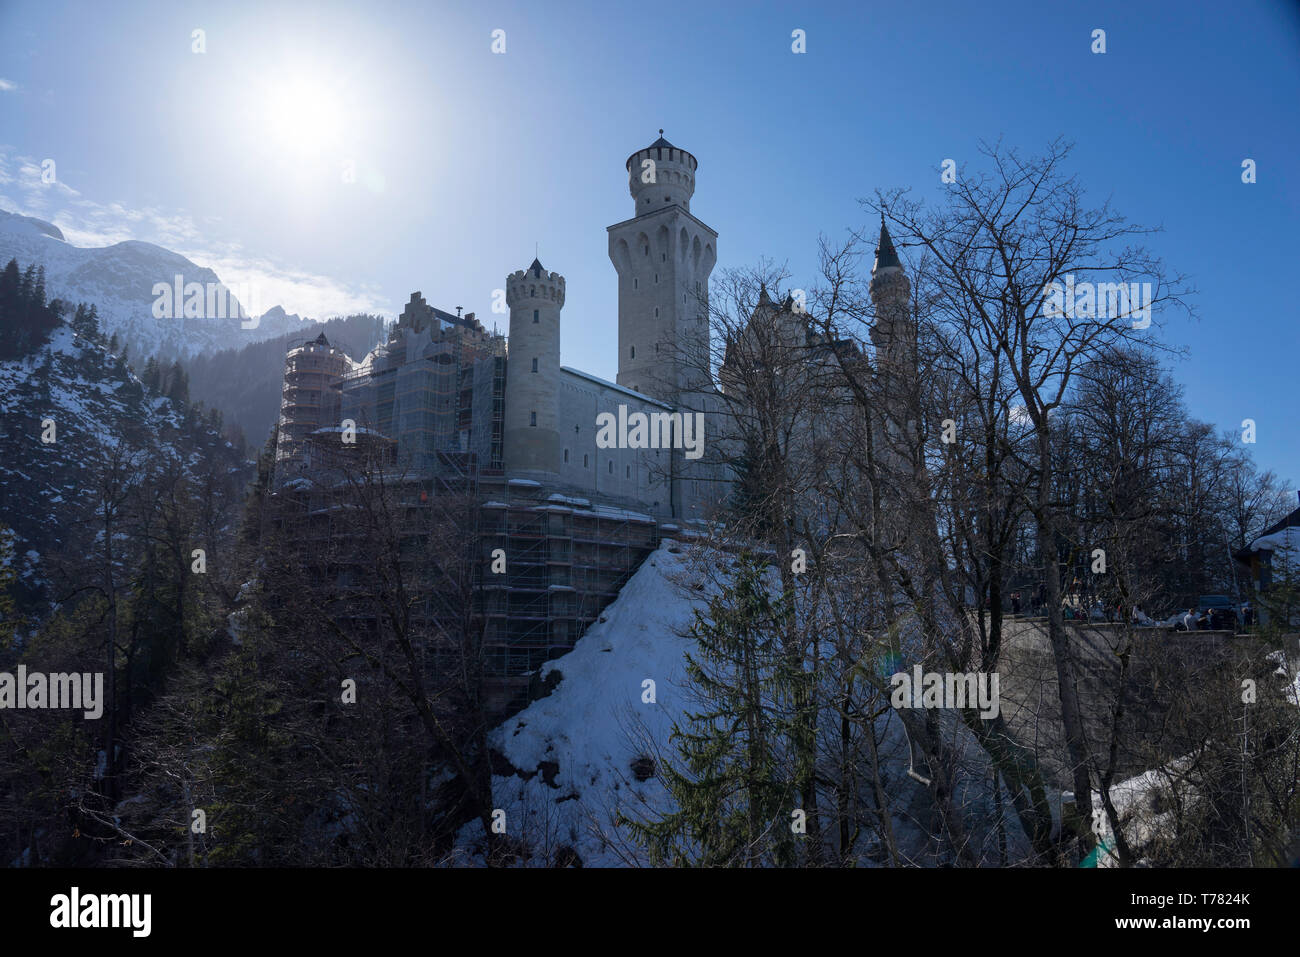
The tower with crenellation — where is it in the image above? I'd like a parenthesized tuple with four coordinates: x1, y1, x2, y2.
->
(608, 131, 717, 405)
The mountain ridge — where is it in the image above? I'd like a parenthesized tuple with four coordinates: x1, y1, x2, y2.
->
(0, 209, 314, 358)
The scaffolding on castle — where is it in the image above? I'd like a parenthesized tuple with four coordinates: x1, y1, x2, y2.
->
(271, 308, 660, 717)
(478, 487, 659, 701)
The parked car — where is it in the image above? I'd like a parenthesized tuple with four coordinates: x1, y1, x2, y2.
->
(1197, 595, 1239, 630)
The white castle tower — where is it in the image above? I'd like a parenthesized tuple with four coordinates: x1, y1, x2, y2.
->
(504, 258, 565, 477)
(608, 131, 717, 404)
(869, 215, 915, 379)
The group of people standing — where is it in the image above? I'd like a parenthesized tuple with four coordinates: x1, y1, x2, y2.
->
(998, 588, 1256, 634)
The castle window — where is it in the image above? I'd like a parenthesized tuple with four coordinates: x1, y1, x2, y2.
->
(626, 464, 631, 478)
(530, 411, 537, 426)
(654, 273, 658, 284)
(583, 454, 589, 468)
(634, 278, 638, 290)
(531, 357, 538, 373)
(630, 346, 635, 359)
(564, 448, 569, 463)
(654, 307, 659, 317)
(608, 460, 614, 474)
(533, 309, 538, 323)
(643, 246, 649, 256)
(662, 253, 666, 262)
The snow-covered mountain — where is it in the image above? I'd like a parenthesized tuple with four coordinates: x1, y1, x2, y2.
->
(0, 210, 311, 357)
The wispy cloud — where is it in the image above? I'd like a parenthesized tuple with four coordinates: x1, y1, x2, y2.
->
(0, 149, 389, 319)
(0, 79, 17, 92)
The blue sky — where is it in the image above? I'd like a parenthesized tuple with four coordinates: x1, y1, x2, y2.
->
(2, 0, 1297, 485)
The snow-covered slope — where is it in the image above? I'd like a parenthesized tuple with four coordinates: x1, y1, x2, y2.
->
(476, 541, 705, 865)
(461, 540, 1036, 867)
(0, 210, 310, 357)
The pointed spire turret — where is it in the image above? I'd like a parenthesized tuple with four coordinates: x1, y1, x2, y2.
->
(874, 213, 901, 272)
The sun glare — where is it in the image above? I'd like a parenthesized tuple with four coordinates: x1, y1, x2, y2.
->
(258, 71, 346, 158)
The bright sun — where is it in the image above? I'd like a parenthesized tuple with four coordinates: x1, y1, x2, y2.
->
(259, 72, 346, 158)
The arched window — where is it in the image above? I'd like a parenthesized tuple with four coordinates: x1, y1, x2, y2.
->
(583, 454, 589, 468)
(531, 357, 538, 373)
(630, 346, 635, 359)
(608, 460, 613, 474)
(530, 411, 537, 427)
(564, 448, 569, 463)
(533, 309, 538, 323)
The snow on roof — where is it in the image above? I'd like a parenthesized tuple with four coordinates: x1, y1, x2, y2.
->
(547, 493, 591, 508)
(589, 504, 655, 523)
(311, 425, 386, 437)
(559, 366, 674, 410)
(508, 478, 542, 487)
(1249, 526, 1300, 555)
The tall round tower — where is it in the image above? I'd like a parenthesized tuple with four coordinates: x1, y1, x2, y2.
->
(869, 216, 913, 372)
(610, 131, 717, 403)
(504, 258, 564, 477)
(626, 130, 698, 214)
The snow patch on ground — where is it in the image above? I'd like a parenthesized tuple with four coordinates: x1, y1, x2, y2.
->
(465, 540, 713, 865)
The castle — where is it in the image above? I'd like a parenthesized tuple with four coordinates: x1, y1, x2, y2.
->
(270, 133, 913, 709)
(276, 132, 729, 523)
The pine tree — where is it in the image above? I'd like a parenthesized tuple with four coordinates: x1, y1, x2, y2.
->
(19, 263, 35, 303)
(627, 551, 801, 866)
(166, 359, 188, 404)
(0, 258, 19, 317)
(143, 357, 160, 392)
(0, 524, 26, 650)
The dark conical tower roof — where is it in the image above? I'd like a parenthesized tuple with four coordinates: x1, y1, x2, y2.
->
(313, 331, 330, 346)
(874, 214, 901, 271)
(529, 257, 545, 277)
